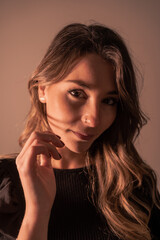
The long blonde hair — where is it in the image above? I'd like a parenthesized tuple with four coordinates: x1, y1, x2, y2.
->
(19, 23, 159, 240)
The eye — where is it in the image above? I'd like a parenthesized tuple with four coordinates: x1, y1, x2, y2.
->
(103, 97, 119, 106)
(68, 89, 86, 99)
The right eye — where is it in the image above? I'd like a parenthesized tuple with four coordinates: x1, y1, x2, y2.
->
(68, 89, 86, 99)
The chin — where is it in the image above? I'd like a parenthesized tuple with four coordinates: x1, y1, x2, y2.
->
(64, 141, 92, 154)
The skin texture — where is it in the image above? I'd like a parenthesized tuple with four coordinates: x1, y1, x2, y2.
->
(16, 53, 119, 240)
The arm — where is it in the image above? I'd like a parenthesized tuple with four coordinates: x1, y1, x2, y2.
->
(16, 131, 64, 240)
(17, 211, 49, 240)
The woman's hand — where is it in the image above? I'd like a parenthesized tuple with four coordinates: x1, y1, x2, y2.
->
(16, 131, 64, 240)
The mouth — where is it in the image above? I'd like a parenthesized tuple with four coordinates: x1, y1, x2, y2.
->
(72, 131, 94, 141)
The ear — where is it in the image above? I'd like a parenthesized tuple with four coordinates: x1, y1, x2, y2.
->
(38, 85, 47, 103)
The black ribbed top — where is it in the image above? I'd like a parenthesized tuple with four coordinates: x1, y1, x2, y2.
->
(48, 167, 114, 240)
(0, 159, 159, 240)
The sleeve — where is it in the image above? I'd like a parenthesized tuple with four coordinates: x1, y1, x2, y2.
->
(0, 232, 15, 240)
(148, 204, 160, 240)
(0, 159, 25, 239)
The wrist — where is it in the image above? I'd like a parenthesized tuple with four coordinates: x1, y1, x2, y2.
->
(17, 212, 50, 240)
(25, 207, 51, 224)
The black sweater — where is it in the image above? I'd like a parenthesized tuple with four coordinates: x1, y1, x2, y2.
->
(0, 158, 159, 240)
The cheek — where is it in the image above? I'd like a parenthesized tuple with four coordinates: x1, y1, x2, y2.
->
(46, 95, 79, 123)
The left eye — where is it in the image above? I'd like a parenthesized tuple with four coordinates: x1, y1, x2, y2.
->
(68, 89, 85, 98)
(103, 97, 118, 105)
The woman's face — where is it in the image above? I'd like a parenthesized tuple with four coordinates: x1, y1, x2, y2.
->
(39, 53, 119, 153)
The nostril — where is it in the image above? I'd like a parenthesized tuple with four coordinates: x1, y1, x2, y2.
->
(84, 116, 91, 124)
(82, 114, 99, 128)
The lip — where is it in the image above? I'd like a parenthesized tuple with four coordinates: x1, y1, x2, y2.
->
(72, 131, 94, 141)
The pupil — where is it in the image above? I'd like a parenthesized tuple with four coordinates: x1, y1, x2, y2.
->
(74, 91, 79, 96)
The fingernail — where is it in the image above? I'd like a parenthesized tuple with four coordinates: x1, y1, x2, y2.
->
(58, 153, 62, 159)
(60, 140, 65, 146)
(56, 135, 61, 139)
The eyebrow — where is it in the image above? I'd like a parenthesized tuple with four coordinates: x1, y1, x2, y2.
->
(66, 79, 118, 95)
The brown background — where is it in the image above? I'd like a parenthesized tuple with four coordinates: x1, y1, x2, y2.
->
(0, 0, 160, 187)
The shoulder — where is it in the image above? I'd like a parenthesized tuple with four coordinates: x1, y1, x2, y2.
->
(0, 158, 21, 197)
(0, 157, 17, 173)
(0, 158, 17, 190)
(0, 158, 25, 238)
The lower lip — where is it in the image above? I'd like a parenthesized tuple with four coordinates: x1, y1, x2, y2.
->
(72, 131, 93, 141)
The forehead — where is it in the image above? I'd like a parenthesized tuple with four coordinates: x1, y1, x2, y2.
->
(62, 53, 116, 90)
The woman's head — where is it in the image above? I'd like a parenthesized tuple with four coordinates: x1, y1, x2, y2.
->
(20, 23, 147, 149)
(38, 53, 118, 153)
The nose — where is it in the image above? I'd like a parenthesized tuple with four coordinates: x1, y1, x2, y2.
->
(81, 102, 100, 128)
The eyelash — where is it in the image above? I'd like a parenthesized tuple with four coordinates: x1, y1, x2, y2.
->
(68, 89, 119, 106)
(68, 89, 86, 99)
(102, 97, 119, 106)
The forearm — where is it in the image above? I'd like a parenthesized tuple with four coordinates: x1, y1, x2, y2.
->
(17, 212, 50, 240)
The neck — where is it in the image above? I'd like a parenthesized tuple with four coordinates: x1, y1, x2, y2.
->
(51, 147, 87, 169)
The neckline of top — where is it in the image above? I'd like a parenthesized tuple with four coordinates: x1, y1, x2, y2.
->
(53, 166, 88, 173)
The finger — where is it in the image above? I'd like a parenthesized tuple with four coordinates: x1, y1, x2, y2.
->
(16, 144, 50, 174)
(16, 138, 62, 171)
(18, 131, 64, 159)
(18, 143, 61, 173)
(33, 141, 62, 160)
(38, 154, 52, 168)
(43, 131, 61, 139)
(35, 132, 64, 148)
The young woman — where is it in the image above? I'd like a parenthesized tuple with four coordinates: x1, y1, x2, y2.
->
(0, 23, 159, 240)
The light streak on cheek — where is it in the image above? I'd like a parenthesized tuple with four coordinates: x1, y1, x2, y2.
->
(46, 113, 70, 132)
